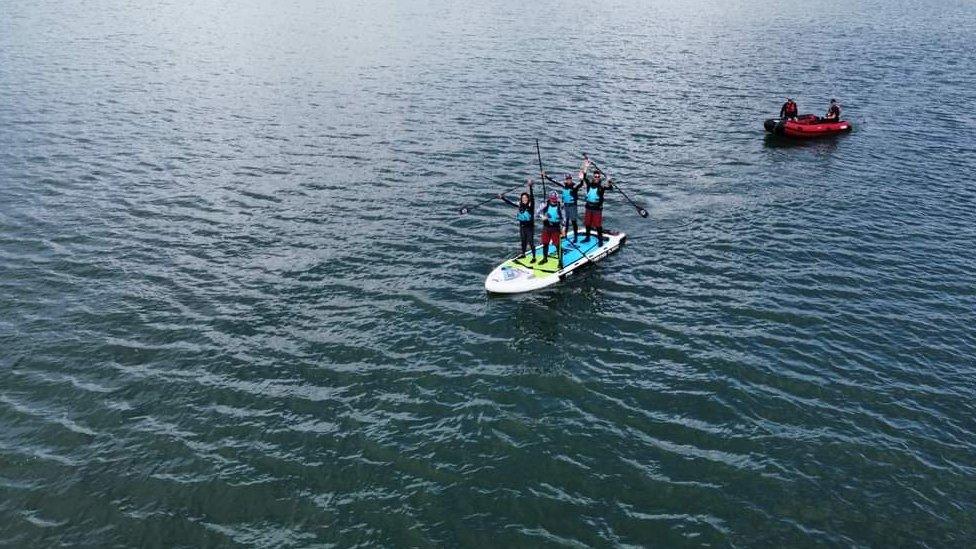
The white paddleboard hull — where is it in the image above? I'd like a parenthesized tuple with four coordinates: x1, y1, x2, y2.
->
(484, 231, 627, 294)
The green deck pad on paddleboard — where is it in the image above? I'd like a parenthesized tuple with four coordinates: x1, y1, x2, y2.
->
(504, 231, 605, 278)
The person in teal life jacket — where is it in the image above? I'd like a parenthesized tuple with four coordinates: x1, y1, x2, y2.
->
(580, 170, 613, 244)
(560, 173, 584, 240)
(823, 98, 841, 121)
(537, 191, 564, 267)
(498, 179, 537, 263)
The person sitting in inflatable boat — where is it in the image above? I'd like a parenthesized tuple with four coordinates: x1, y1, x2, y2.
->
(823, 99, 841, 122)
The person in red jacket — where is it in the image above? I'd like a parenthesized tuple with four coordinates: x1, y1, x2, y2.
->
(780, 98, 798, 120)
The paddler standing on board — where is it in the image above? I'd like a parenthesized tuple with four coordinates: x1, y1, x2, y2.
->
(541, 170, 584, 242)
(538, 190, 564, 268)
(560, 173, 583, 241)
(580, 166, 613, 244)
(498, 179, 538, 263)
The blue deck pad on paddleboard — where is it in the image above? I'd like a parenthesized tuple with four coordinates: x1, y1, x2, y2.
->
(521, 231, 603, 266)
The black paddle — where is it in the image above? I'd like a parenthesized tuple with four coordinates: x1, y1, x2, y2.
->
(535, 139, 548, 197)
(535, 142, 598, 268)
(583, 154, 650, 218)
(458, 182, 523, 215)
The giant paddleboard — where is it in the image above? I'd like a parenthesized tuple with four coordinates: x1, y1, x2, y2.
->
(485, 230, 627, 294)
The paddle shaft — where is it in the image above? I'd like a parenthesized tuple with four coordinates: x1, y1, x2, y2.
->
(584, 157, 649, 218)
(535, 139, 547, 197)
(536, 142, 598, 268)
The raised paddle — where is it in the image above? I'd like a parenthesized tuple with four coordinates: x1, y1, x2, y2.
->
(583, 154, 650, 218)
(535, 139, 548, 197)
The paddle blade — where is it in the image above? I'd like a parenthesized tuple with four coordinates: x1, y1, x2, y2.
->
(638, 207, 649, 218)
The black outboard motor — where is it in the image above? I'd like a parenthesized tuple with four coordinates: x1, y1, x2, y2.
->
(764, 118, 786, 135)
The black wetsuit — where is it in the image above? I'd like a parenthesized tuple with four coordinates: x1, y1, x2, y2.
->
(780, 101, 798, 120)
(824, 103, 841, 121)
(501, 195, 536, 258)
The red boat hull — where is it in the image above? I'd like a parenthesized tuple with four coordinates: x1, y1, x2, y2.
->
(764, 114, 852, 138)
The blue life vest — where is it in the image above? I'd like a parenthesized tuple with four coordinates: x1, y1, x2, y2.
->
(586, 186, 600, 204)
(562, 187, 575, 204)
(545, 204, 560, 224)
(516, 209, 531, 223)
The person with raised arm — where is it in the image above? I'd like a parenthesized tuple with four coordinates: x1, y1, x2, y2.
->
(580, 167, 614, 245)
(498, 179, 538, 263)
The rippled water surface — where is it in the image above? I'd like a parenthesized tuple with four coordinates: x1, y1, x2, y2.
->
(2, 0, 976, 546)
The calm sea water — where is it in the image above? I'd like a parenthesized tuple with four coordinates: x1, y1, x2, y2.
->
(2, 0, 975, 546)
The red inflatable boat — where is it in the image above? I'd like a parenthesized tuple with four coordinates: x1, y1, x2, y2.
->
(764, 114, 852, 138)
